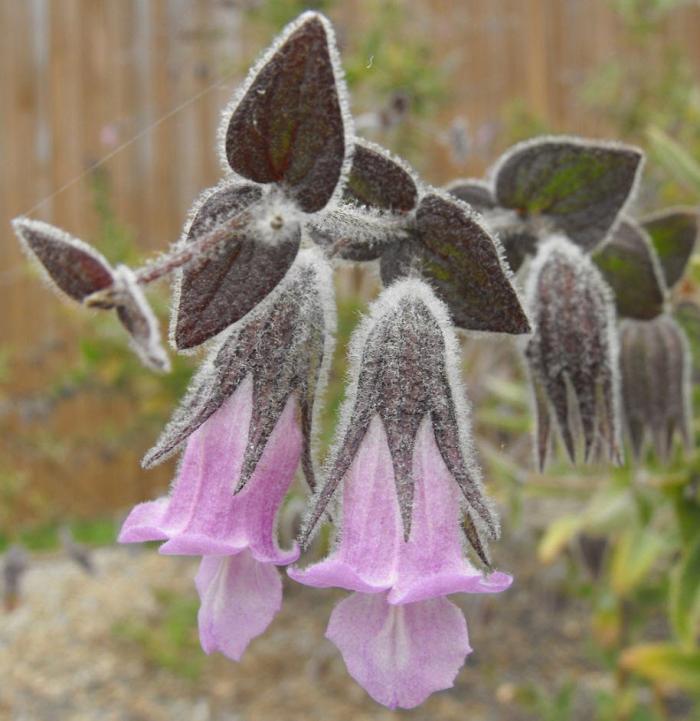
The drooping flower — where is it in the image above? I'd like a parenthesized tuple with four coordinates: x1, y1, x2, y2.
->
(291, 278, 512, 709)
(119, 248, 335, 660)
(593, 209, 698, 460)
(525, 236, 622, 469)
(619, 315, 691, 459)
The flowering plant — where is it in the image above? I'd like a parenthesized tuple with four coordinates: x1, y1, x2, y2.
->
(12, 10, 697, 710)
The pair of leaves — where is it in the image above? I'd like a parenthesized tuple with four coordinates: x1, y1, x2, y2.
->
(448, 138, 643, 271)
(593, 218, 666, 320)
(175, 12, 349, 350)
(310, 142, 530, 335)
(593, 209, 698, 321)
(12, 219, 169, 372)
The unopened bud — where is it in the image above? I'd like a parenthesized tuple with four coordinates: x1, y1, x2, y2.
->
(619, 314, 692, 460)
(526, 236, 622, 468)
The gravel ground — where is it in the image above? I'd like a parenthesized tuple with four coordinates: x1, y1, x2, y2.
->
(1, 521, 600, 721)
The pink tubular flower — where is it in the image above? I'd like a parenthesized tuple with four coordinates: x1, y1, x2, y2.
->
(119, 248, 335, 661)
(291, 278, 512, 709)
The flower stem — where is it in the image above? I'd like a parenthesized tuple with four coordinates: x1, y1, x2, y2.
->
(84, 210, 250, 308)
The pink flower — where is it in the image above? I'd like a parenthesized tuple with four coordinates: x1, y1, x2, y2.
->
(291, 278, 512, 708)
(119, 249, 335, 660)
(326, 591, 471, 710)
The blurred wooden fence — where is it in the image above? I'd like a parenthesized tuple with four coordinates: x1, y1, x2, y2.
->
(2, 0, 700, 523)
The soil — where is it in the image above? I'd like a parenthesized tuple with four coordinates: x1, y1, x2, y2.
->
(0, 507, 608, 721)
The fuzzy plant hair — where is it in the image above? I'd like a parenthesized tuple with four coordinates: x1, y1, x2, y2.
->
(301, 277, 499, 567)
(11, 9, 699, 710)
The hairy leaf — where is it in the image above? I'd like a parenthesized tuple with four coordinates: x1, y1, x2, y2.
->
(12, 218, 114, 302)
(445, 179, 496, 211)
(345, 142, 417, 212)
(380, 194, 530, 334)
(148, 250, 334, 491)
(111, 266, 170, 372)
(642, 208, 698, 289)
(593, 218, 666, 320)
(494, 138, 643, 252)
(224, 13, 346, 213)
(174, 183, 300, 350)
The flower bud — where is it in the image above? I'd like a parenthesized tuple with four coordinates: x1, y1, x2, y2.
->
(619, 314, 692, 459)
(526, 236, 622, 468)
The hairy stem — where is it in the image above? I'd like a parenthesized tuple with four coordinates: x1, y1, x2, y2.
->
(84, 209, 250, 308)
(135, 210, 251, 284)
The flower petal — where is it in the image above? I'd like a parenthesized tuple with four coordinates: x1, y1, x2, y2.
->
(326, 592, 471, 709)
(289, 415, 401, 591)
(196, 551, 282, 661)
(390, 417, 512, 604)
(160, 388, 301, 564)
(118, 498, 170, 543)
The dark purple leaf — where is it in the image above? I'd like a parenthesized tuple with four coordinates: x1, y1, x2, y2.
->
(445, 179, 496, 211)
(344, 141, 417, 212)
(146, 250, 333, 494)
(174, 182, 301, 350)
(593, 218, 666, 320)
(499, 228, 539, 274)
(642, 208, 698, 289)
(224, 13, 346, 213)
(380, 194, 530, 334)
(12, 218, 114, 302)
(446, 180, 538, 272)
(494, 138, 643, 252)
(113, 267, 170, 372)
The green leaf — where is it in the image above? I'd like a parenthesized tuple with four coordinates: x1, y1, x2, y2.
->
(538, 515, 584, 564)
(494, 137, 643, 252)
(593, 218, 666, 320)
(609, 527, 666, 596)
(670, 533, 700, 646)
(621, 643, 700, 692)
(538, 487, 633, 564)
(642, 208, 698, 289)
(646, 126, 700, 197)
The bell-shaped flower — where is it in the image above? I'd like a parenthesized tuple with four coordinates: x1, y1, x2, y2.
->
(119, 247, 335, 660)
(593, 210, 697, 460)
(291, 278, 511, 708)
(526, 236, 622, 469)
(619, 314, 691, 459)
